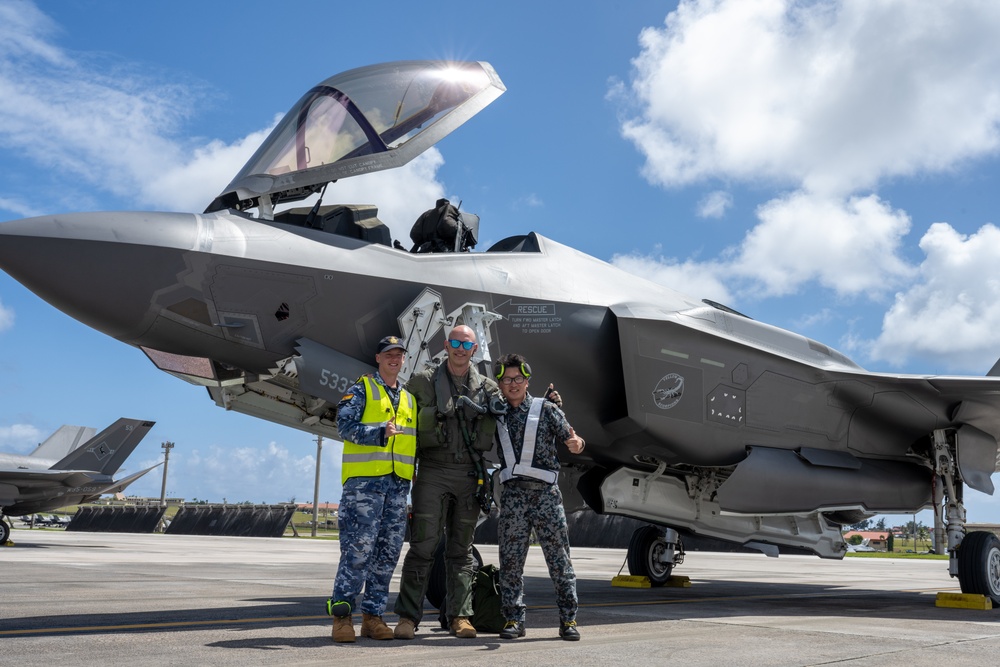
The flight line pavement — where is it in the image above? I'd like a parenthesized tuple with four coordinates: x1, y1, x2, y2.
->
(2, 529, 998, 667)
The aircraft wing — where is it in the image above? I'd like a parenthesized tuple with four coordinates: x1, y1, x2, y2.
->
(830, 372, 1000, 493)
(0, 466, 159, 515)
(0, 468, 102, 496)
(0, 468, 96, 485)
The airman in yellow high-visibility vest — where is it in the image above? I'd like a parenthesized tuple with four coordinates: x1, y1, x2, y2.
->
(341, 375, 416, 483)
(328, 335, 416, 643)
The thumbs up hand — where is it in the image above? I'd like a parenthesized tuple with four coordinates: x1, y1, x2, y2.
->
(565, 426, 585, 454)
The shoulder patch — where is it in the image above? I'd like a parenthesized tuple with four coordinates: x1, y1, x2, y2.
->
(341, 393, 354, 402)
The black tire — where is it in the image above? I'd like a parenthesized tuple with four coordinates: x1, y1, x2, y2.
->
(627, 525, 673, 586)
(0, 518, 10, 544)
(426, 538, 483, 609)
(957, 530, 1000, 607)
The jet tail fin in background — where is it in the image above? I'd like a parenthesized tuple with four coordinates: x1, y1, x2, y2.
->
(50, 419, 155, 475)
(988, 358, 1000, 377)
(30, 425, 98, 460)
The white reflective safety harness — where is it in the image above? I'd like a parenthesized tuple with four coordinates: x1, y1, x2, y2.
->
(496, 398, 557, 485)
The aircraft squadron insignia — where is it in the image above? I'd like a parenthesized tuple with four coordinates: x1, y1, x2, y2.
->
(88, 442, 114, 460)
(652, 373, 684, 410)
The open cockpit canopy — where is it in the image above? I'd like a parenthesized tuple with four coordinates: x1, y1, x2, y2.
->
(205, 60, 505, 215)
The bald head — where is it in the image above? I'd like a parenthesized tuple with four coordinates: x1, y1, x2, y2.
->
(445, 325, 478, 374)
(449, 325, 476, 341)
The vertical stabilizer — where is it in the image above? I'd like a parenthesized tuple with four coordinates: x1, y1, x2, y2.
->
(50, 419, 155, 475)
(30, 425, 98, 461)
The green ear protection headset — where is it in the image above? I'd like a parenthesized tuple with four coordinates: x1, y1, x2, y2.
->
(495, 360, 532, 379)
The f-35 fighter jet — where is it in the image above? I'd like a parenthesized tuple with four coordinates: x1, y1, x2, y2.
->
(1, 60, 998, 602)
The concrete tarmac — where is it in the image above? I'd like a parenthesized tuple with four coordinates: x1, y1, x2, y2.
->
(2, 528, 998, 666)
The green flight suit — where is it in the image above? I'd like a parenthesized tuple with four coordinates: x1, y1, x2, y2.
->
(393, 362, 499, 623)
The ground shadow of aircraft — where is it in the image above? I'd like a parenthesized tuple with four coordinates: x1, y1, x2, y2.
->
(0, 418, 157, 543)
(0, 60, 998, 603)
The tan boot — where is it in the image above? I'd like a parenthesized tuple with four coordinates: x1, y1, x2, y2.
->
(331, 615, 356, 643)
(394, 617, 416, 640)
(450, 616, 477, 638)
(361, 613, 394, 640)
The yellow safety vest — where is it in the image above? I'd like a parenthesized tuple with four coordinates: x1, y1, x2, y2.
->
(341, 376, 417, 484)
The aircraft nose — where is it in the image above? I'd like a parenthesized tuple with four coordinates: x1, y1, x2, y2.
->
(0, 212, 194, 342)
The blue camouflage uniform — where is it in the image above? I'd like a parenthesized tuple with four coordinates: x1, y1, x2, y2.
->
(330, 371, 412, 617)
(496, 393, 578, 625)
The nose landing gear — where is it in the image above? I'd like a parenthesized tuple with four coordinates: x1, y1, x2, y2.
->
(626, 525, 684, 586)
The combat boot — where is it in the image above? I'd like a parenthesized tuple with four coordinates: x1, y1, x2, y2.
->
(394, 617, 416, 640)
(450, 616, 477, 638)
(361, 613, 394, 640)
(500, 620, 525, 639)
(331, 615, 355, 643)
(559, 620, 580, 641)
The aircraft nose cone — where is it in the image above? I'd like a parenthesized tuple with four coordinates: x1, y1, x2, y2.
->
(0, 212, 194, 342)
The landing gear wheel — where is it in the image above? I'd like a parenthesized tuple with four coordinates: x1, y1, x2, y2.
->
(426, 538, 483, 609)
(627, 525, 673, 586)
(0, 517, 10, 544)
(957, 530, 1000, 607)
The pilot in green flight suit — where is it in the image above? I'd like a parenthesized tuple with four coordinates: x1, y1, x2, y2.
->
(393, 324, 501, 639)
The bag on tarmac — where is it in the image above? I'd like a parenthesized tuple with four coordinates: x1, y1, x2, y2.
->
(437, 563, 505, 633)
(470, 564, 504, 633)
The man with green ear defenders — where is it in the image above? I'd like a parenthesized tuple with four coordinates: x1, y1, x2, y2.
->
(493, 352, 585, 641)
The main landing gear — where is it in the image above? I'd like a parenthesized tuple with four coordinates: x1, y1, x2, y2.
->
(932, 429, 1000, 606)
(957, 531, 1000, 603)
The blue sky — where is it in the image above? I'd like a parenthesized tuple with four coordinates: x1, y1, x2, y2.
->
(1, 0, 999, 526)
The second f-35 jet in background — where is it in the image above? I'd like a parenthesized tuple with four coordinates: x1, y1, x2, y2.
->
(0, 418, 157, 543)
(1, 60, 998, 602)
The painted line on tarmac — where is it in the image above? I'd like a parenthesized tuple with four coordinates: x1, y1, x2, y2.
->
(0, 615, 331, 638)
(577, 585, 958, 609)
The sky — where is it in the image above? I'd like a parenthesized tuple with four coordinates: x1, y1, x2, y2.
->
(1, 0, 999, 527)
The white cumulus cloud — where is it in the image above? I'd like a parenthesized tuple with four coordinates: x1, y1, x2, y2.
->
(870, 223, 1000, 371)
(733, 192, 915, 297)
(0, 422, 44, 451)
(0, 2, 446, 224)
(131, 439, 344, 504)
(621, 0, 1000, 195)
(609, 0, 1000, 369)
